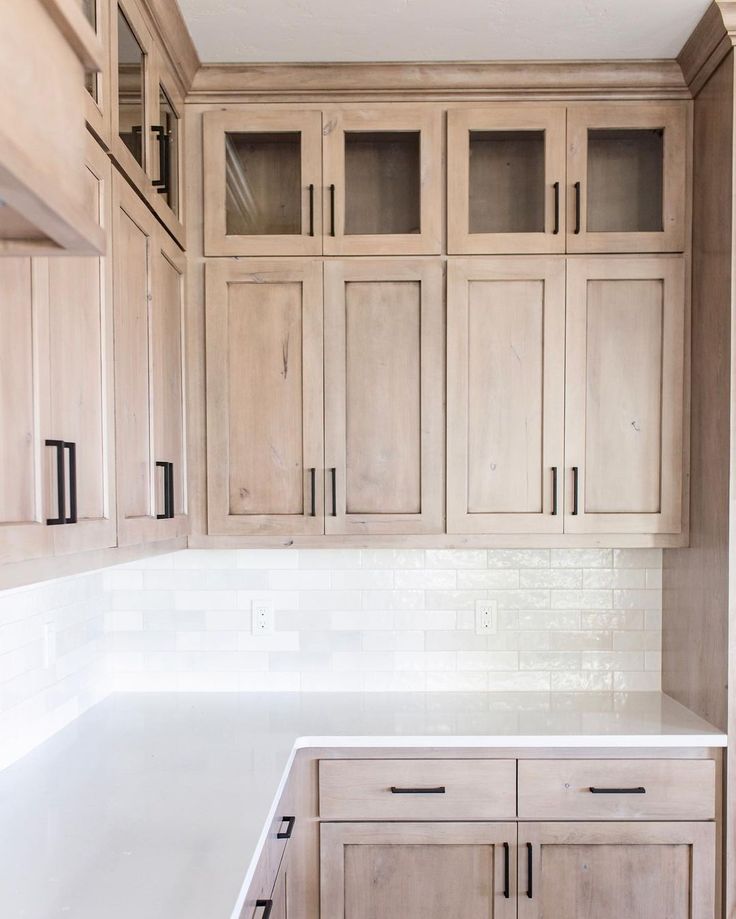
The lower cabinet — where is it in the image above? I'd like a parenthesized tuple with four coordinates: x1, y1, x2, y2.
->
(269, 857, 289, 919)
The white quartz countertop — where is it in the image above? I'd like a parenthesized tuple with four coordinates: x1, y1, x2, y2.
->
(0, 691, 725, 919)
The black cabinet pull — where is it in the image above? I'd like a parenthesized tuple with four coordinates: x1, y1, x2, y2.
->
(151, 125, 170, 196)
(551, 466, 558, 516)
(503, 842, 510, 899)
(574, 181, 581, 234)
(308, 184, 315, 237)
(46, 440, 66, 526)
(65, 442, 77, 524)
(589, 786, 646, 795)
(527, 842, 533, 899)
(277, 815, 296, 839)
(572, 466, 579, 516)
(255, 900, 273, 919)
(329, 183, 336, 237)
(390, 786, 446, 794)
(156, 461, 174, 520)
(330, 467, 337, 517)
(309, 467, 316, 517)
(552, 181, 560, 235)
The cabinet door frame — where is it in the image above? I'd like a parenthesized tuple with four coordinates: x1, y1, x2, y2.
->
(203, 109, 324, 257)
(83, 0, 112, 147)
(447, 257, 565, 534)
(323, 106, 442, 256)
(205, 259, 325, 536)
(518, 821, 714, 919)
(321, 821, 517, 919)
(564, 255, 686, 535)
(324, 259, 444, 535)
(448, 106, 567, 255)
(567, 102, 688, 254)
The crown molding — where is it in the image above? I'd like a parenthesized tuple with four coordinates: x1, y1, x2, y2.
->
(141, 0, 200, 93)
(678, 1, 736, 95)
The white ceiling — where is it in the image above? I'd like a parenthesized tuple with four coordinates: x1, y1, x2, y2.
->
(178, 0, 711, 64)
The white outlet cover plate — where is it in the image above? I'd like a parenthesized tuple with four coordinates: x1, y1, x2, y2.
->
(474, 600, 498, 635)
(251, 600, 275, 635)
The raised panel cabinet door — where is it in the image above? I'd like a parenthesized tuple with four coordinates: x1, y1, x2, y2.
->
(0, 258, 52, 566)
(46, 137, 117, 556)
(567, 102, 688, 254)
(518, 822, 714, 919)
(324, 260, 444, 535)
(323, 106, 442, 256)
(203, 110, 323, 257)
(205, 260, 324, 536)
(321, 822, 517, 919)
(447, 258, 565, 534)
(448, 106, 567, 254)
(565, 256, 686, 534)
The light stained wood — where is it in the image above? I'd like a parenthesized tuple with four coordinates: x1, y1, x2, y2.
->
(323, 107, 442, 255)
(565, 256, 686, 534)
(83, 0, 112, 147)
(203, 110, 323, 257)
(447, 257, 565, 534)
(448, 106, 566, 254)
(205, 259, 324, 536)
(38, 0, 104, 70)
(518, 822, 715, 919)
(567, 102, 688, 253)
(518, 759, 716, 820)
(319, 758, 516, 820)
(137, 0, 200, 94)
(677, 2, 736, 95)
(321, 822, 517, 919)
(324, 260, 444, 535)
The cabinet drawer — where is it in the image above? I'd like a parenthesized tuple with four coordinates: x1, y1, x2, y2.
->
(319, 759, 516, 819)
(518, 759, 715, 820)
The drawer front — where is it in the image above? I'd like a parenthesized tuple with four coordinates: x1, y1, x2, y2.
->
(518, 759, 715, 820)
(319, 758, 516, 819)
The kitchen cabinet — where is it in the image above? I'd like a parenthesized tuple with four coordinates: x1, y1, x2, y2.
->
(448, 106, 567, 254)
(112, 173, 187, 547)
(324, 260, 444, 534)
(321, 822, 516, 919)
(518, 822, 714, 919)
(205, 259, 324, 536)
(203, 110, 323, 257)
(447, 257, 566, 534)
(82, 0, 112, 147)
(564, 256, 686, 535)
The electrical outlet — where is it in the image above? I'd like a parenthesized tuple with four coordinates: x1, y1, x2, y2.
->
(475, 600, 498, 635)
(251, 600, 275, 635)
(43, 623, 57, 669)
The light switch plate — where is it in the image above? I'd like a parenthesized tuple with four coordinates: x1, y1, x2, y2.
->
(252, 600, 275, 635)
(475, 600, 498, 635)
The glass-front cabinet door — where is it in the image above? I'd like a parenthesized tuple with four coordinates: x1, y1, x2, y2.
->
(112, 1, 153, 179)
(323, 107, 442, 255)
(81, 0, 111, 143)
(448, 106, 566, 254)
(567, 102, 688, 253)
(203, 110, 323, 256)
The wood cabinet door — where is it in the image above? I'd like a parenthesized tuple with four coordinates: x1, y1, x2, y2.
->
(321, 822, 517, 919)
(567, 102, 688, 254)
(448, 106, 567, 254)
(324, 260, 444, 535)
(82, 0, 112, 146)
(518, 822, 714, 919)
(203, 110, 323, 257)
(205, 260, 324, 536)
(323, 107, 442, 256)
(447, 258, 565, 534)
(565, 256, 686, 534)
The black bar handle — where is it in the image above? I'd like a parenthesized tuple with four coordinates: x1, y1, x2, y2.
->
(527, 842, 533, 899)
(309, 468, 316, 517)
(552, 181, 560, 235)
(503, 842, 510, 899)
(572, 466, 579, 516)
(167, 462, 174, 519)
(255, 900, 273, 919)
(45, 439, 66, 526)
(308, 184, 314, 237)
(151, 125, 169, 195)
(277, 815, 296, 839)
(574, 181, 581, 234)
(329, 183, 336, 237)
(590, 786, 646, 795)
(390, 786, 446, 795)
(551, 466, 558, 516)
(330, 467, 337, 517)
(65, 442, 77, 524)
(156, 461, 174, 519)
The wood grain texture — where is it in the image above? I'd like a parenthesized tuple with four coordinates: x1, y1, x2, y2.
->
(678, 2, 736, 94)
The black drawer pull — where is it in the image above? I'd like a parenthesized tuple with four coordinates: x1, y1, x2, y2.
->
(527, 842, 533, 899)
(308, 183, 315, 236)
(552, 181, 560, 235)
(503, 842, 510, 898)
(390, 785, 446, 795)
(46, 440, 77, 525)
(308, 467, 316, 517)
(277, 815, 295, 839)
(589, 786, 646, 795)
(329, 183, 336, 236)
(156, 461, 174, 519)
(574, 181, 581, 234)
(255, 900, 273, 919)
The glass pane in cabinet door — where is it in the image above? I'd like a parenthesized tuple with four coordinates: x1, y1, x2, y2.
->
(468, 130, 545, 234)
(156, 85, 179, 216)
(82, 0, 98, 100)
(587, 128, 664, 233)
(344, 131, 420, 235)
(225, 132, 302, 236)
(117, 7, 145, 167)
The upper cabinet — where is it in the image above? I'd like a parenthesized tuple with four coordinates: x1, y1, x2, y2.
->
(82, 0, 112, 147)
